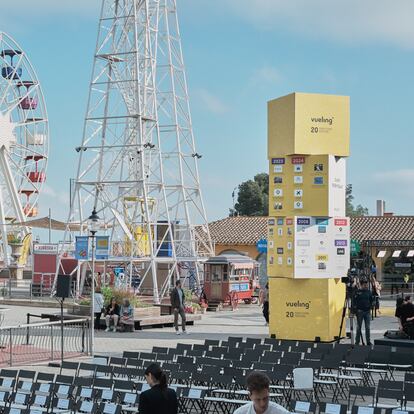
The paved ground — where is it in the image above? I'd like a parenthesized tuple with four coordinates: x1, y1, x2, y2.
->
(0, 299, 400, 360)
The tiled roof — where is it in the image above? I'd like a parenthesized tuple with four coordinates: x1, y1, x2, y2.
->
(206, 216, 414, 245)
(350, 216, 414, 242)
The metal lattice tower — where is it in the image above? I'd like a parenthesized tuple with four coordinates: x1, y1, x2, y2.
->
(60, 0, 213, 302)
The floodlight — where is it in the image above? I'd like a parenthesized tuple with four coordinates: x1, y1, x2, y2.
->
(377, 250, 386, 258)
(392, 250, 401, 258)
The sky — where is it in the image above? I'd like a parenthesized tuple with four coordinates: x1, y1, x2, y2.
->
(1, 0, 414, 242)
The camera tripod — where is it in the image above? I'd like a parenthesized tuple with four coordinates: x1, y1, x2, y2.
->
(337, 292, 363, 345)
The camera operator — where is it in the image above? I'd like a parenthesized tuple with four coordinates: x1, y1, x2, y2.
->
(354, 279, 374, 346)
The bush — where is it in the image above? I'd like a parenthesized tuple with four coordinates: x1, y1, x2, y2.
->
(99, 286, 142, 307)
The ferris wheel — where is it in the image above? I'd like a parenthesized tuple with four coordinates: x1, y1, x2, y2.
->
(0, 32, 48, 266)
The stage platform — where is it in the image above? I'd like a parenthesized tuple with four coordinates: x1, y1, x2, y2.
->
(374, 338, 414, 348)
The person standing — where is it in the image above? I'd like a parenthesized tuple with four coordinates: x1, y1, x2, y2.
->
(233, 371, 290, 414)
(93, 288, 104, 330)
(259, 283, 269, 325)
(138, 363, 178, 414)
(354, 279, 374, 345)
(170, 280, 188, 335)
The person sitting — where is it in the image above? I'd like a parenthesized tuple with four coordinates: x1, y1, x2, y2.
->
(234, 371, 290, 414)
(138, 363, 178, 414)
(119, 298, 134, 332)
(105, 297, 120, 332)
(398, 295, 414, 339)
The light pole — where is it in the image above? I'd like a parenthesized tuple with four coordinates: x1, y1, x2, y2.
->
(88, 208, 100, 356)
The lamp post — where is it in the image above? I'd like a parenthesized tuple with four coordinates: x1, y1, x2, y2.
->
(88, 208, 100, 356)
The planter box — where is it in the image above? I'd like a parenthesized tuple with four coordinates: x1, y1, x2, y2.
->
(72, 305, 91, 316)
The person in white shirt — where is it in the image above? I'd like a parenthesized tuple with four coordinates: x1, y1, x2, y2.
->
(234, 371, 290, 414)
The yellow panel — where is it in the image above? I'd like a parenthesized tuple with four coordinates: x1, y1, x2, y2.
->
(268, 277, 345, 341)
(269, 154, 346, 217)
(268, 92, 350, 157)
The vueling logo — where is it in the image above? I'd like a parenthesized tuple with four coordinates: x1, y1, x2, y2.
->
(286, 300, 311, 310)
(311, 116, 334, 126)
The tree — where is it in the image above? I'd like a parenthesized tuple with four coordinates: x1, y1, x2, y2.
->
(346, 184, 369, 217)
(230, 173, 269, 216)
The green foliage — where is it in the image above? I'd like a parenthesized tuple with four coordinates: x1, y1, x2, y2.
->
(99, 286, 143, 308)
(231, 173, 269, 216)
(346, 184, 369, 217)
(8, 234, 22, 244)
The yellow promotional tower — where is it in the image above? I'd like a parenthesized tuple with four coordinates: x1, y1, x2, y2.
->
(267, 92, 350, 342)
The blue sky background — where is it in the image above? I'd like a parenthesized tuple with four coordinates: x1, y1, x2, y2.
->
(1, 0, 414, 241)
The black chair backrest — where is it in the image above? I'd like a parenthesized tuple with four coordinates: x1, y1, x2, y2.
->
(319, 402, 347, 414)
(378, 380, 404, 390)
(122, 351, 139, 359)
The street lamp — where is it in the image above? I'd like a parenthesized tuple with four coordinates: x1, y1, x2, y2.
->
(88, 208, 100, 356)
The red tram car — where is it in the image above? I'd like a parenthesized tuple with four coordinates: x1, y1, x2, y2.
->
(203, 254, 259, 310)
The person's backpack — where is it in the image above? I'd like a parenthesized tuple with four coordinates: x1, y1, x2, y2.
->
(384, 330, 409, 340)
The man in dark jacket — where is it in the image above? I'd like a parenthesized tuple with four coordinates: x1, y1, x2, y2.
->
(354, 279, 374, 345)
(170, 280, 187, 335)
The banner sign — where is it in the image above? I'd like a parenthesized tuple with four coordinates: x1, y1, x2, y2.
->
(33, 243, 58, 255)
(75, 236, 89, 260)
(95, 236, 110, 260)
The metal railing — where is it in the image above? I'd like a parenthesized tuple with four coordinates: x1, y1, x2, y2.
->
(0, 318, 90, 367)
(378, 281, 414, 300)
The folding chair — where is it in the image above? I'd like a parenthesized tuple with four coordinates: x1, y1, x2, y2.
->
(9, 392, 30, 409)
(93, 378, 113, 390)
(33, 382, 52, 396)
(405, 382, 414, 410)
(28, 394, 50, 412)
(50, 396, 74, 413)
(113, 379, 135, 393)
(76, 386, 98, 401)
(119, 391, 139, 408)
(16, 371, 35, 383)
(289, 400, 317, 413)
(95, 365, 113, 379)
(292, 367, 315, 403)
(319, 401, 347, 414)
(97, 402, 121, 414)
(35, 372, 55, 383)
(153, 346, 169, 354)
(15, 381, 34, 395)
(76, 399, 98, 414)
(205, 339, 220, 348)
(109, 357, 126, 367)
(59, 361, 79, 376)
(351, 406, 382, 414)
(97, 389, 117, 403)
(52, 382, 74, 398)
(181, 388, 206, 414)
(348, 386, 376, 409)
(122, 351, 139, 359)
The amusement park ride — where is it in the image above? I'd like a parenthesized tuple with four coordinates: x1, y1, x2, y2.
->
(0, 32, 48, 271)
(57, 0, 214, 302)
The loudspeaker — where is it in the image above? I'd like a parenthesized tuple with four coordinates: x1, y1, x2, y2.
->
(56, 274, 71, 299)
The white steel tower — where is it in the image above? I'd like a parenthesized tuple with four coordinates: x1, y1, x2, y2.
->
(61, 0, 213, 302)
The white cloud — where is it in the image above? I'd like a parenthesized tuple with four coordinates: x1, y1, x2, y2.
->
(221, 0, 414, 49)
(196, 89, 230, 115)
(252, 66, 283, 85)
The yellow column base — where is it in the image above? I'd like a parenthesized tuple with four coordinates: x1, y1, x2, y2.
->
(269, 278, 346, 342)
